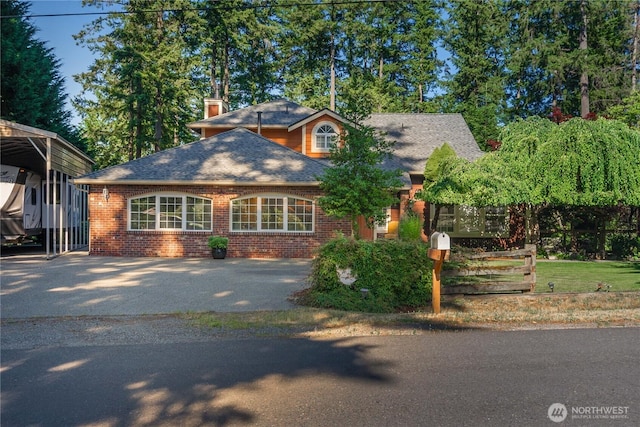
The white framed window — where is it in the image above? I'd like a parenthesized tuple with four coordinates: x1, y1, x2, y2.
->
(430, 204, 508, 237)
(129, 193, 212, 231)
(312, 122, 338, 152)
(231, 195, 314, 232)
(375, 207, 392, 233)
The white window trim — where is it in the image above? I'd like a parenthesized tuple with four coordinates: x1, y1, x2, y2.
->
(375, 207, 392, 233)
(230, 194, 315, 233)
(128, 192, 213, 232)
(311, 121, 338, 153)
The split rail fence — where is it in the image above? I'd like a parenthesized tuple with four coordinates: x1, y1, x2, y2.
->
(441, 244, 536, 294)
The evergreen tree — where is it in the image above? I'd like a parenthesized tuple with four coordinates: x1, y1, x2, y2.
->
(506, 0, 631, 119)
(0, 0, 85, 150)
(441, 0, 510, 148)
(318, 124, 403, 238)
(75, 0, 202, 167)
(276, 0, 340, 110)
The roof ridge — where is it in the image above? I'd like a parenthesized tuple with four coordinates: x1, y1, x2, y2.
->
(228, 127, 330, 169)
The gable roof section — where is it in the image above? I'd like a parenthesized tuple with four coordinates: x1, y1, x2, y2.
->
(188, 98, 318, 131)
(288, 108, 353, 131)
(75, 128, 327, 186)
(365, 113, 483, 175)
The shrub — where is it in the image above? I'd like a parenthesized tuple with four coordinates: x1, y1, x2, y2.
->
(607, 234, 640, 260)
(398, 212, 422, 242)
(207, 236, 229, 249)
(301, 236, 432, 312)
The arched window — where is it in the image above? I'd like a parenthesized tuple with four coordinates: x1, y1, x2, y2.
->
(312, 122, 338, 152)
(129, 193, 212, 231)
(231, 195, 314, 232)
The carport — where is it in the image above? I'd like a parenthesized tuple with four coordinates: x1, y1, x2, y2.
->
(0, 119, 94, 258)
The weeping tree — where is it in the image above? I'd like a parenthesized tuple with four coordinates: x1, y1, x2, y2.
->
(422, 142, 457, 232)
(421, 116, 640, 257)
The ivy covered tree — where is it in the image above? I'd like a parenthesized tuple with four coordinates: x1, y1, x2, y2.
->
(317, 124, 403, 238)
(0, 0, 85, 150)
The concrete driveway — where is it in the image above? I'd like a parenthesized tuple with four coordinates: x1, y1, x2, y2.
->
(0, 250, 313, 319)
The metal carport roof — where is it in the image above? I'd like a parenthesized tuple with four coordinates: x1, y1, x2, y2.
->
(0, 119, 94, 177)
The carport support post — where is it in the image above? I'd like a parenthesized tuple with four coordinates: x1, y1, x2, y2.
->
(428, 249, 447, 315)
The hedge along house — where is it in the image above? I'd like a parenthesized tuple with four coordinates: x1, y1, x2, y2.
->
(75, 98, 484, 258)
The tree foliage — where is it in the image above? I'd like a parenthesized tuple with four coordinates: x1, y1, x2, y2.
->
(423, 117, 640, 207)
(317, 124, 403, 238)
(421, 116, 640, 247)
(606, 91, 640, 129)
(423, 142, 457, 184)
(5, 0, 634, 164)
(0, 0, 85, 150)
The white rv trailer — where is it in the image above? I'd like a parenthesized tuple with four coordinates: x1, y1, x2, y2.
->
(0, 165, 42, 242)
(0, 120, 94, 257)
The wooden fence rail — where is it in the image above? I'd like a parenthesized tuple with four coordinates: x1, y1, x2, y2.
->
(441, 244, 536, 294)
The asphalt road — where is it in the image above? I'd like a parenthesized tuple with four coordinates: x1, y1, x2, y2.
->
(2, 328, 638, 426)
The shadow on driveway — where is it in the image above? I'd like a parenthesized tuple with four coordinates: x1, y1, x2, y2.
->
(1, 251, 313, 319)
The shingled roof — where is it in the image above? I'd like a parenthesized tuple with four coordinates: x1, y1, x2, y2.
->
(366, 113, 484, 178)
(188, 98, 317, 131)
(75, 128, 328, 185)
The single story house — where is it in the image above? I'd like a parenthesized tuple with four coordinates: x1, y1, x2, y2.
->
(75, 98, 485, 258)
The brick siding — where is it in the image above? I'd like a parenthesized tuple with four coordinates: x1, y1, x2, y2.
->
(88, 184, 351, 258)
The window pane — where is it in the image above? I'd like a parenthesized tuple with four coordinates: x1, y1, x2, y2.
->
(287, 197, 313, 231)
(315, 124, 336, 150)
(457, 206, 482, 233)
(485, 206, 507, 234)
(232, 197, 257, 230)
(261, 197, 284, 230)
(437, 205, 455, 233)
(186, 196, 212, 230)
(159, 196, 182, 229)
(130, 196, 156, 230)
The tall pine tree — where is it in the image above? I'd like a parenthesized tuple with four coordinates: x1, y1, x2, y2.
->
(0, 0, 85, 150)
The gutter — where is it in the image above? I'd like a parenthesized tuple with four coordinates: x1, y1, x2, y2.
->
(72, 179, 322, 187)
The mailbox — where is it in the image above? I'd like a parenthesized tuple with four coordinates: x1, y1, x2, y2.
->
(430, 231, 451, 250)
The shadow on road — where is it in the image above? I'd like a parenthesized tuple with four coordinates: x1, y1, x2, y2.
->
(2, 336, 396, 426)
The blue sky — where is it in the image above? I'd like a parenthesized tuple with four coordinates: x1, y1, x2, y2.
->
(28, 1, 122, 124)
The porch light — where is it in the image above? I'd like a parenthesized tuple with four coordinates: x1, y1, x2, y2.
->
(102, 186, 110, 202)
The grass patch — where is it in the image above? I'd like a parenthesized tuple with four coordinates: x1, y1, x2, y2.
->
(442, 259, 640, 293)
(535, 260, 640, 293)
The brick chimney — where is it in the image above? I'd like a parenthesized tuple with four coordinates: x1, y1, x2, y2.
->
(204, 98, 229, 119)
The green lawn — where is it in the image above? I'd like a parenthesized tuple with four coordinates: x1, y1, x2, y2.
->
(535, 260, 640, 293)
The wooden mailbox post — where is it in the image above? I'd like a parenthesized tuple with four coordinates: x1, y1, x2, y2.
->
(428, 232, 450, 314)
